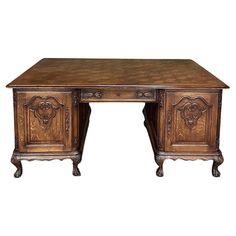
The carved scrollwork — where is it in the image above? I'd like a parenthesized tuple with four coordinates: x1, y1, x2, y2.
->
(25, 96, 64, 129)
(167, 109, 172, 136)
(136, 91, 153, 99)
(175, 97, 210, 129)
(83, 90, 103, 99)
(158, 90, 164, 107)
(65, 107, 70, 136)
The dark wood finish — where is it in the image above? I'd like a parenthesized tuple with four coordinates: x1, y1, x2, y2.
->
(7, 59, 229, 177)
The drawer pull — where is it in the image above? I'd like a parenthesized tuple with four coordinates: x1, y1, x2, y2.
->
(136, 91, 153, 98)
(83, 91, 103, 99)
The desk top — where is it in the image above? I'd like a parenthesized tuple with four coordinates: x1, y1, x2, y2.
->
(7, 58, 229, 89)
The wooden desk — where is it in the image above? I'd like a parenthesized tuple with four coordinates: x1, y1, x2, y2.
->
(7, 59, 229, 178)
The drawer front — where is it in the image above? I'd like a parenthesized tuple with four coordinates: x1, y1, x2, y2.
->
(80, 88, 156, 102)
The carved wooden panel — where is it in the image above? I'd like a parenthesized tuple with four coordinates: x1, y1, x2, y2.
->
(25, 96, 64, 144)
(165, 91, 220, 152)
(15, 90, 74, 152)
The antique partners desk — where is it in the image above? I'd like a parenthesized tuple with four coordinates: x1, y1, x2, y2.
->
(7, 59, 229, 178)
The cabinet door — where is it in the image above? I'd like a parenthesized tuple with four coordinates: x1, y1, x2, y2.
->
(16, 91, 73, 152)
(165, 91, 220, 152)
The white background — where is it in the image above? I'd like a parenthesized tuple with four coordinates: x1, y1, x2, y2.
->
(0, 0, 235, 235)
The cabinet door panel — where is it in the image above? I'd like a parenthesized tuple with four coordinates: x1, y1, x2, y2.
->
(165, 91, 219, 152)
(26, 95, 64, 144)
(16, 91, 73, 152)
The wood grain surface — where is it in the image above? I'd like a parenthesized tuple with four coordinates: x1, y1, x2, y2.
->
(8, 58, 228, 177)
(7, 58, 229, 88)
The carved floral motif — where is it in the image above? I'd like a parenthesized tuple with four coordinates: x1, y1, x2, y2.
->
(176, 97, 210, 129)
(25, 96, 64, 129)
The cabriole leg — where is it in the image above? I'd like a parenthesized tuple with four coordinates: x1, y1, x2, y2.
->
(155, 155, 165, 177)
(212, 154, 224, 177)
(72, 154, 82, 176)
(11, 154, 23, 178)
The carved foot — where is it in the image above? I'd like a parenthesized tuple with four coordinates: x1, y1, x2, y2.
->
(155, 155, 165, 177)
(212, 155, 224, 177)
(11, 154, 23, 178)
(72, 154, 82, 176)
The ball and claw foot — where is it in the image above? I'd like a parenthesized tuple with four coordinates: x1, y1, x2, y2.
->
(11, 155, 23, 178)
(155, 155, 165, 177)
(212, 155, 224, 177)
(72, 155, 81, 176)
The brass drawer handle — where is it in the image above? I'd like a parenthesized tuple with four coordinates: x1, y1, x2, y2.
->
(136, 91, 153, 98)
(83, 91, 103, 99)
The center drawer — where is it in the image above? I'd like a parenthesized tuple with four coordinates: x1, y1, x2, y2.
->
(80, 87, 156, 102)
